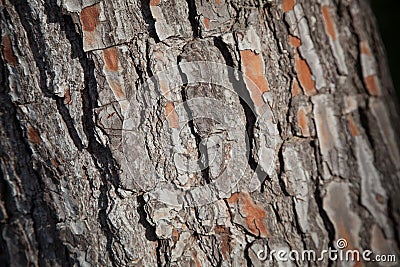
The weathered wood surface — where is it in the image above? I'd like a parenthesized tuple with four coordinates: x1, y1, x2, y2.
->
(0, 0, 399, 266)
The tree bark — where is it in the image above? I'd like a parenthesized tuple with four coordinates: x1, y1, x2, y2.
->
(1, 0, 399, 266)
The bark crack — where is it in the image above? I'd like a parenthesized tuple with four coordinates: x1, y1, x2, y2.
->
(214, 36, 268, 184)
(185, 0, 201, 38)
(0, 47, 75, 266)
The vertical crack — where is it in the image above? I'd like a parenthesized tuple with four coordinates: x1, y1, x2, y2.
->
(42, 1, 124, 265)
(177, 56, 211, 184)
(185, 0, 200, 38)
(310, 140, 335, 267)
(140, 0, 160, 42)
(213, 37, 268, 183)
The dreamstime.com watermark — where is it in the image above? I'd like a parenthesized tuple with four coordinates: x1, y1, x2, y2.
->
(257, 239, 397, 264)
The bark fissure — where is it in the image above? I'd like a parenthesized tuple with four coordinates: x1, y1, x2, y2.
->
(0, 54, 75, 266)
(42, 1, 125, 265)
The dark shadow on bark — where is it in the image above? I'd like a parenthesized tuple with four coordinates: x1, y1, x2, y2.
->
(8, 0, 125, 265)
(139, 0, 160, 42)
(213, 37, 268, 184)
(177, 56, 212, 184)
(136, 195, 158, 242)
(0, 35, 74, 266)
(11, 0, 84, 151)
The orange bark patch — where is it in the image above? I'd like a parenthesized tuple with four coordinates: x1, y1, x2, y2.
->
(364, 75, 381, 96)
(215, 226, 231, 259)
(297, 108, 309, 136)
(191, 251, 201, 267)
(240, 50, 270, 109)
(51, 158, 60, 168)
(172, 228, 180, 244)
(347, 115, 359, 136)
(215, 0, 222, 5)
(282, 0, 295, 12)
(228, 192, 269, 237)
(295, 56, 317, 96)
(289, 35, 301, 48)
(64, 88, 72, 105)
(103, 47, 119, 71)
(2, 35, 17, 66)
(360, 41, 370, 55)
(28, 127, 41, 144)
(80, 4, 100, 32)
(322, 6, 337, 40)
(108, 79, 125, 100)
(203, 17, 210, 30)
(291, 79, 302, 97)
(150, 0, 161, 6)
(165, 102, 179, 129)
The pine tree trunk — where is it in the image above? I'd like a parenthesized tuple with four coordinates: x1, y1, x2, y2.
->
(1, 0, 399, 266)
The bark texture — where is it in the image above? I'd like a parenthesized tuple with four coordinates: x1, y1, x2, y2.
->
(0, 0, 399, 266)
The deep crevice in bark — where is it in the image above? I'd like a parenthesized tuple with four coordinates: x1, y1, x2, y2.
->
(158, 239, 171, 267)
(0, 50, 13, 267)
(177, 56, 211, 184)
(277, 143, 291, 197)
(314, 183, 335, 267)
(12, 0, 85, 151)
(243, 240, 254, 267)
(185, 0, 200, 38)
(0, 47, 75, 266)
(358, 105, 375, 151)
(213, 36, 268, 184)
(137, 194, 158, 242)
(140, 0, 160, 42)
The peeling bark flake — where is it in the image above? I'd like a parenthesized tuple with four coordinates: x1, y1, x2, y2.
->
(297, 107, 310, 137)
(1, 35, 17, 66)
(289, 35, 301, 48)
(228, 192, 269, 238)
(150, 0, 161, 6)
(364, 75, 381, 96)
(324, 181, 362, 250)
(240, 50, 269, 111)
(360, 41, 381, 96)
(203, 17, 210, 30)
(80, 4, 100, 32)
(295, 56, 317, 96)
(282, 0, 295, 12)
(64, 88, 72, 105)
(108, 79, 125, 100)
(103, 47, 119, 72)
(291, 79, 302, 97)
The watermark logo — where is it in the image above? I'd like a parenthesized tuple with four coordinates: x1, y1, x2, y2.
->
(336, 238, 347, 249)
(256, 238, 397, 265)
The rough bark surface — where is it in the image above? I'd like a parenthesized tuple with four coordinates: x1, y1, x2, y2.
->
(0, 0, 399, 266)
